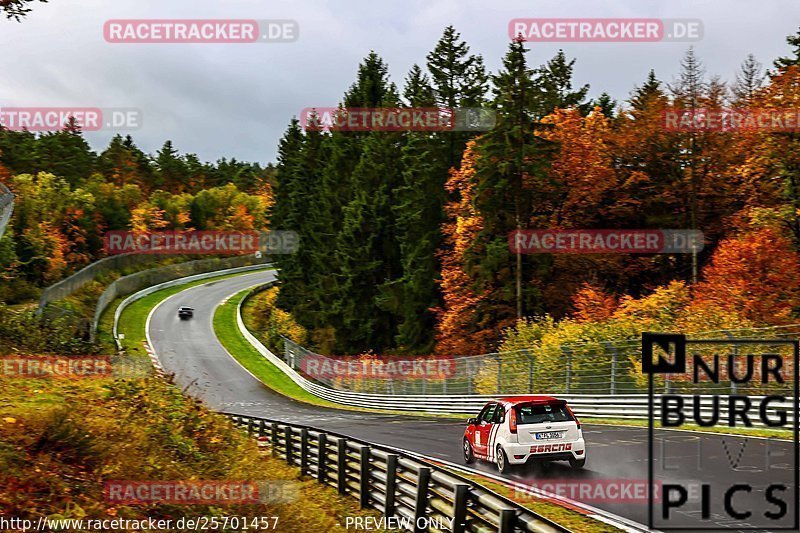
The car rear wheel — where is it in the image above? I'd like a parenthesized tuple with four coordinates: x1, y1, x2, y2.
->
(569, 457, 586, 469)
(496, 446, 511, 474)
(463, 439, 475, 464)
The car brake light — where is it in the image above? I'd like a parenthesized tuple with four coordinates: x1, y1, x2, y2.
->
(509, 408, 517, 434)
(566, 405, 580, 430)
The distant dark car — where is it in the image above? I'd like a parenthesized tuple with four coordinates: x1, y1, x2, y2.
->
(178, 306, 194, 319)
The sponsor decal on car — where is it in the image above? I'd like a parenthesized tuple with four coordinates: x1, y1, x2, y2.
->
(530, 443, 573, 454)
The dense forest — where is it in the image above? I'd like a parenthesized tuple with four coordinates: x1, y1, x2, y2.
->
(271, 26, 800, 356)
(0, 125, 275, 302)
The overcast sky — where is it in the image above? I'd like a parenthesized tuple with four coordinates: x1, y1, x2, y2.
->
(2, 0, 799, 164)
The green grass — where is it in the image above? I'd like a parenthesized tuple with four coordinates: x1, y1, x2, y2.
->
(213, 291, 372, 411)
(453, 470, 623, 532)
(114, 270, 267, 360)
(226, 285, 799, 440)
(583, 417, 794, 440)
(214, 288, 487, 419)
(111, 272, 624, 531)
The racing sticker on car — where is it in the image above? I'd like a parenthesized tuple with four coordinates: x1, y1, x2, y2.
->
(530, 443, 573, 454)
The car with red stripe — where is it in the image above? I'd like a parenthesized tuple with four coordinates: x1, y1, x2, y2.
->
(463, 395, 586, 473)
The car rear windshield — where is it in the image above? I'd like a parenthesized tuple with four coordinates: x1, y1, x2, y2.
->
(516, 402, 573, 425)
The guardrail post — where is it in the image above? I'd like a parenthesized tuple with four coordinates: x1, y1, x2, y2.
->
(285, 426, 293, 465)
(247, 417, 254, 435)
(413, 467, 431, 533)
(300, 428, 309, 476)
(271, 422, 279, 458)
(318, 433, 328, 484)
(385, 454, 398, 516)
(258, 419, 266, 438)
(359, 445, 370, 508)
(337, 438, 347, 495)
(453, 484, 470, 533)
(498, 509, 517, 533)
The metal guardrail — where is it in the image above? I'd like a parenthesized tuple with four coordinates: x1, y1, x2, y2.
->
(0, 183, 14, 240)
(226, 412, 568, 533)
(93, 255, 269, 340)
(110, 262, 274, 349)
(237, 284, 796, 424)
(38, 253, 166, 312)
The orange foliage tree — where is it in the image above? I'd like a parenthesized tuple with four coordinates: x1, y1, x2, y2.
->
(692, 228, 800, 325)
(570, 283, 619, 323)
(435, 142, 491, 354)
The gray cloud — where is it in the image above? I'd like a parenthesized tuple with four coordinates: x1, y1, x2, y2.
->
(1, 0, 798, 163)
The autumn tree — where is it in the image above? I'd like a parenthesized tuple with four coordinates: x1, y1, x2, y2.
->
(693, 229, 800, 324)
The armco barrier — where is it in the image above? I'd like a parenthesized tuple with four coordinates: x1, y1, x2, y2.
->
(226, 412, 568, 533)
(0, 183, 14, 240)
(237, 284, 797, 423)
(109, 262, 274, 348)
(0, 185, 13, 239)
(38, 254, 167, 311)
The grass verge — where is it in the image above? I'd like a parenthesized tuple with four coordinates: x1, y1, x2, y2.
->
(582, 417, 793, 440)
(452, 470, 623, 532)
(124, 272, 637, 531)
(0, 267, 390, 531)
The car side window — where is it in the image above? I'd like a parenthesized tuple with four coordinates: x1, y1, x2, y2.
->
(480, 403, 497, 423)
(493, 406, 506, 424)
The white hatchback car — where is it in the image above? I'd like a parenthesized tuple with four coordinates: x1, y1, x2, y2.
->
(463, 395, 586, 473)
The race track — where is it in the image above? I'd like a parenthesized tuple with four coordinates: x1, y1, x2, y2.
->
(147, 270, 798, 531)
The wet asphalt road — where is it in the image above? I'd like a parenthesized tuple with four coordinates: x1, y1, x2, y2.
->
(147, 270, 799, 532)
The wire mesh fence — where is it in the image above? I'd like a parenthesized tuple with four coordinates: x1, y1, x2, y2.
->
(281, 325, 800, 397)
(0, 183, 14, 240)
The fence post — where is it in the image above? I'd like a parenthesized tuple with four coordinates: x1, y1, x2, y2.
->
(258, 419, 266, 438)
(318, 433, 328, 484)
(561, 346, 572, 394)
(453, 484, 470, 533)
(337, 438, 347, 495)
(359, 445, 370, 508)
(499, 509, 517, 533)
(496, 356, 502, 394)
(413, 467, 431, 533)
(603, 341, 617, 395)
(247, 417, 254, 435)
(300, 428, 309, 476)
(285, 426, 293, 465)
(271, 422, 279, 458)
(523, 349, 534, 393)
(724, 330, 737, 395)
(464, 359, 477, 394)
(385, 454, 398, 516)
